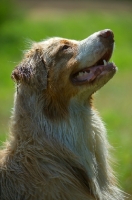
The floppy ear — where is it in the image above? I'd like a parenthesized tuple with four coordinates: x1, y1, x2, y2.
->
(11, 61, 33, 83)
(11, 49, 48, 90)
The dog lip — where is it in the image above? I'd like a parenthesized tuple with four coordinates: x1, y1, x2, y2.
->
(71, 62, 117, 85)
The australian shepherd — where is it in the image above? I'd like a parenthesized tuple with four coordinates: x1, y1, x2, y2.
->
(0, 29, 125, 200)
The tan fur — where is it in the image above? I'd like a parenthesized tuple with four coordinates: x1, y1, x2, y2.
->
(0, 30, 125, 199)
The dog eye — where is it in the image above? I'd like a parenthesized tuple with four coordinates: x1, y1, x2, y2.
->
(61, 45, 70, 51)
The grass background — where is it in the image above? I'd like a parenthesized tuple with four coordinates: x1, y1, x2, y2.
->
(0, 0, 132, 197)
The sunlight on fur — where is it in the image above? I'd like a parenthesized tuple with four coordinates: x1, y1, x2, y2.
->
(0, 29, 126, 199)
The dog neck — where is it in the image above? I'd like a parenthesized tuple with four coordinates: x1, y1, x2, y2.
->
(45, 98, 112, 193)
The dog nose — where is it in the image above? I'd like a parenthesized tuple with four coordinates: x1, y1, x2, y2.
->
(99, 29, 114, 38)
(98, 29, 114, 44)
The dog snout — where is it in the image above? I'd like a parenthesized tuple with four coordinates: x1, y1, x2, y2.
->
(98, 29, 114, 44)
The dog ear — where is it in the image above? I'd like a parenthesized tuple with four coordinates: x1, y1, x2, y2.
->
(11, 49, 48, 90)
(11, 61, 33, 83)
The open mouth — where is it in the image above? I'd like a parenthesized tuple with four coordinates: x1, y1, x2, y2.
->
(72, 50, 117, 85)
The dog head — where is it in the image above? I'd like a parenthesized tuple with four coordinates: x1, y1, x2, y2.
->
(11, 29, 117, 119)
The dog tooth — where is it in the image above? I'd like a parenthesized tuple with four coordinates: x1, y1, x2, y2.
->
(77, 71, 89, 78)
(103, 60, 107, 66)
(78, 72, 84, 77)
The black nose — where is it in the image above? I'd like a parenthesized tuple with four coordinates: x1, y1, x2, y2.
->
(99, 29, 114, 38)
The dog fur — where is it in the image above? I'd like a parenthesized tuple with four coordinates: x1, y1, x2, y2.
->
(0, 30, 125, 200)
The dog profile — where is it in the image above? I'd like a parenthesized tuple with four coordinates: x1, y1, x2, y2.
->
(0, 29, 125, 199)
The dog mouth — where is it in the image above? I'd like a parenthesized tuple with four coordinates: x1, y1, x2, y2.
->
(71, 50, 117, 85)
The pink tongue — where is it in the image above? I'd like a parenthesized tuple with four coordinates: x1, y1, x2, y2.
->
(76, 65, 104, 82)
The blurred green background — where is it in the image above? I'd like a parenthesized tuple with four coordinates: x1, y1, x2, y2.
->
(0, 0, 132, 197)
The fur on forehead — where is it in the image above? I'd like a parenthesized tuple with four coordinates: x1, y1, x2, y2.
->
(23, 37, 78, 60)
(23, 38, 65, 59)
(37, 37, 78, 49)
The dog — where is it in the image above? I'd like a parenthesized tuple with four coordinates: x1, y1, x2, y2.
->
(0, 29, 125, 200)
